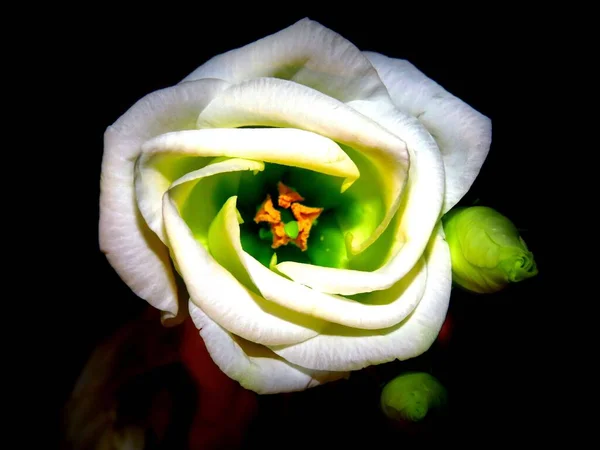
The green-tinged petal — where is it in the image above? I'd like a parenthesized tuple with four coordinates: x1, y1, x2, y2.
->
(99, 78, 229, 323)
(168, 158, 263, 248)
(334, 144, 386, 257)
(269, 227, 451, 372)
(183, 18, 388, 104)
(189, 302, 349, 394)
(364, 51, 492, 213)
(140, 128, 359, 192)
(276, 101, 444, 295)
(162, 189, 322, 346)
(134, 154, 212, 244)
(197, 77, 409, 254)
(215, 196, 426, 330)
(208, 196, 256, 291)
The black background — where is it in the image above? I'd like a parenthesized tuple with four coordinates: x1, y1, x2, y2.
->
(49, 8, 548, 448)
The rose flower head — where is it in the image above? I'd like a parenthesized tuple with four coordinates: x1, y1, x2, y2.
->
(99, 18, 492, 394)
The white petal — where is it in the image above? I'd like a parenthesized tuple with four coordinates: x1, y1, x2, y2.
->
(137, 129, 360, 221)
(162, 177, 323, 346)
(183, 18, 388, 104)
(99, 78, 229, 321)
(276, 102, 445, 295)
(364, 51, 492, 213)
(217, 196, 426, 330)
(270, 226, 451, 371)
(197, 77, 409, 255)
(189, 302, 349, 394)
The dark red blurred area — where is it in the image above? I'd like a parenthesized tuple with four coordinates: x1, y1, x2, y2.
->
(179, 319, 258, 449)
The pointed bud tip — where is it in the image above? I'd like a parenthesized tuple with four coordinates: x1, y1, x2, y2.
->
(443, 206, 538, 294)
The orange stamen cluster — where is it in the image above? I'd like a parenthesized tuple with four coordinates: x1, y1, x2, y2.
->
(253, 195, 290, 249)
(254, 182, 323, 251)
(277, 182, 305, 208)
(253, 195, 280, 224)
(290, 203, 323, 251)
(271, 223, 291, 249)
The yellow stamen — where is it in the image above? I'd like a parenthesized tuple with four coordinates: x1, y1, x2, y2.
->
(254, 195, 280, 224)
(291, 203, 323, 251)
(277, 181, 305, 209)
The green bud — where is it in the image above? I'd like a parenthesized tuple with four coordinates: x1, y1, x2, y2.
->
(380, 372, 447, 422)
(442, 206, 538, 294)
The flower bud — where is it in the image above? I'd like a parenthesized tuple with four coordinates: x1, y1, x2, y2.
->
(380, 372, 447, 422)
(442, 206, 537, 294)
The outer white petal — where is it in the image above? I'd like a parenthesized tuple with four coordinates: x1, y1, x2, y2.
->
(276, 102, 445, 295)
(217, 196, 426, 330)
(99, 78, 229, 323)
(136, 128, 360, 238)
(364, 51, 492, 213)
(270, 226, 451, 371)
(183, 18, 388, 104)
(197, 77, 409, 256)
(162, 173, 323, 346)
(189, 302, 349, 394)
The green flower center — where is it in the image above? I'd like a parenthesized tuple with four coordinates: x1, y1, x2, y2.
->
(176, 145, 398, 273)
(236, 166, 351, 269)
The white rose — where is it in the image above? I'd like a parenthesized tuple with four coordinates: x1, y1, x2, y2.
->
(99, 18, 491, 394)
